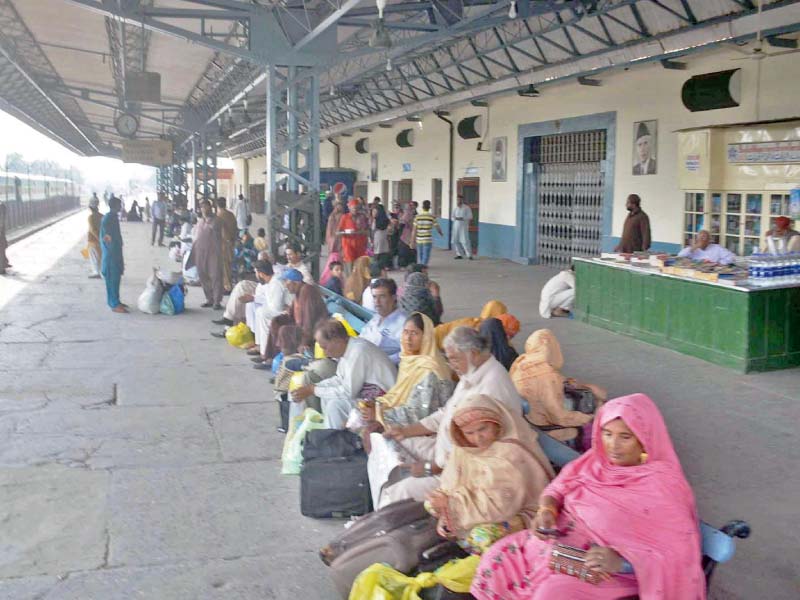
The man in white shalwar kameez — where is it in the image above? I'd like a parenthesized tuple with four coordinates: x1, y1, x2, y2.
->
(292, 320, 397, 429)
(212, 250, 272, 327)
(377, 326, 522, 507)
(451, 196, 473, 259)
(539, 267, 575, 319)
(234, 194, 250, 232)
(250, 261, 292, 355)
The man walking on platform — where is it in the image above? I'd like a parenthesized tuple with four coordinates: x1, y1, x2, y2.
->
(451, 195, 473, 260)
(234, 193, 250, 232)
(151, 194, 167, 247)
(190, 200, 225, 309)
(615, 194, 651, 253)
(101, 196, 127, 313)
(411, 200, 442, 266)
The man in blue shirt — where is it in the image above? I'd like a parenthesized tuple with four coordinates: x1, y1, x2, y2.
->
(359, 278, 407, 365)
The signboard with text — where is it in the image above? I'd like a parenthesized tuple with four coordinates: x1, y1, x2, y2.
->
(122, 139, 174, 166)
(727, 140, 800, 164)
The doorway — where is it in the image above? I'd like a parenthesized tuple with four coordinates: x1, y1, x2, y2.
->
(249, 183, 265, 214)
(398, 179, 413, 204)
(381, 180, 390, 208)
(457, 177, 479, 254)
(354, 180, 368, 200)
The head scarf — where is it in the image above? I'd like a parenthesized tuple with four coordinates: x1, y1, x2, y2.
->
(544, 394, 704, 599)
(293, 283, 329, 346)
(344, 256, 372, 302)
(373, 203, 390, 230)
(522, 328, 564, 371)
(775, 216, 790, 229)
(479, 318, 519, 371)
(325, 201, 344, 250)
(479, 300, 507, 320)
(496, 313, 520, 339)
(377, 313, 452, 413)
(320, 251, 342, 286)
(434, 317, 482, 349)
(399, 272, 437, 322)
(438, 394, 555, 534)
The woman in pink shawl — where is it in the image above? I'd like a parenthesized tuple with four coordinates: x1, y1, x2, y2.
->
(320, 251, 342, 286)
(472, 393, 705, 600)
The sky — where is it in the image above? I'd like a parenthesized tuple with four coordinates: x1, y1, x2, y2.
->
(0, 110, 233, 195)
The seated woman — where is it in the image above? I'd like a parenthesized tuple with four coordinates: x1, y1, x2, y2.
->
(479, 317, 518, 370)
(511, 329, 606, 445)
(433, 299, 508, 349)
(344, 255, 372, 303)
(364, 312, 454, 508)
(399, 272, 440, 325)
(472, 393, 705, 600)
(425, 393, 554, 555)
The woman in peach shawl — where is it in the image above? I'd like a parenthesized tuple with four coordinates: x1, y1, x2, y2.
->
(425, 393, 554, 555)
(343, 255, 372, 303)
(472, 393, 705, 600)
(325, 198, 344, 253)
(511, 329, 605, 444)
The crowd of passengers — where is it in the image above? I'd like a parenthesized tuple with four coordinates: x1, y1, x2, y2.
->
(205, 211, 705, 599)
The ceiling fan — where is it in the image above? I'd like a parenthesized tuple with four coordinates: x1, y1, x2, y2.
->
(730, 0, 800, 61)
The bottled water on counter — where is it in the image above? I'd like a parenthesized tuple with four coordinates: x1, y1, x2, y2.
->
(747, 253, 800, 287)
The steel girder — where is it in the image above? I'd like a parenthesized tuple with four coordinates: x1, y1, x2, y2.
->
(104, 0, 154, 113)
(0, 0, 103, 155)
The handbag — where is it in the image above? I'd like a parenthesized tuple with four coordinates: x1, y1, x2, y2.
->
(548, 544, 602, 584)
(563, 381, 597, 414)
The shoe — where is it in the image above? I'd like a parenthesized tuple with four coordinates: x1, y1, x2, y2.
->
(158, 243, 166, 247)
(468, 256, 473, 260)
(88, 274, 101, 279)
(454, 255, 463, 259)
(120, 303, 129, 308)
(112, 305, 129, 313)
(246, 348, 262, 356)
(251, 356, 266, 363)
(212, 318, 233, 326)
(276, 426, 288, 434)
(252, 362, 271, 370)
(210, 331, 226, 338)
(201, 302, 213, 308)
(213, 303, 224, 310)
(269, 377, 276, 384)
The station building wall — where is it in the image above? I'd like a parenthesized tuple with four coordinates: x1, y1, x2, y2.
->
(317, 45, 800, 260)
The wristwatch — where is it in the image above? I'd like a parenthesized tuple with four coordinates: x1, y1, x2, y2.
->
(423, 462, 433, 477)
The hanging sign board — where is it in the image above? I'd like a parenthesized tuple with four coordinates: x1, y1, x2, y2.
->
(727, 140, 800, 164)
(122, 139, 173, 166)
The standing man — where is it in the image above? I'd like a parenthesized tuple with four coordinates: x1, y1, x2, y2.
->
(633, 122, 657, 175)
(216, 197, 238, 292)
(87, 197, 103, 279)
(451, 195, 473, 260)
(0, 202, 9, 275)
(100, 196, 126, 313)
(615, 194, 651, 253)
(411, 200, 443, 266)
(190, 200, 225, 309)
(234, 193, 250, 233)
(151, 193, 167, 247)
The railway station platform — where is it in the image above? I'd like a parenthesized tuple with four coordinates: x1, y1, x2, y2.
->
(0, 213, 798, 599)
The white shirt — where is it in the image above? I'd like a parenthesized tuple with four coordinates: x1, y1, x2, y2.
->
(152, 199, 167, 220)
(255, 276, 292, 318)
(419, 355, 523, 468)
(452, 204, 472, 225)
(359, 307, 407, 364)
(361, 279, 378, 311)
(288, 260, 314, 285)
(539, 270, 575, 319)
(677, 243, 736, 265)
(314, 337, 398, 406)
(234, 198, 249, 230)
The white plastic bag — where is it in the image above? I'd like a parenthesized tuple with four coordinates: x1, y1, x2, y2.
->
(137, 267, 163, 314)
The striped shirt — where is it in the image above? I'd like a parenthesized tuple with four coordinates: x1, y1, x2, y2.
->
(414, 210, 437, 244)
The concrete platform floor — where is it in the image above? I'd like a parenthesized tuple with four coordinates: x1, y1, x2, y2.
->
(0, 212, 798, 599)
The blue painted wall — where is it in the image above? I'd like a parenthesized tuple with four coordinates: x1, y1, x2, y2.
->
(603, 236, 682, 254)
(432, 217, 514, 258)
(434, 217, 450, 249)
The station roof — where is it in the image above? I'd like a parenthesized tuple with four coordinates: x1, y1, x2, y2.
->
(1, 0, 799, 162)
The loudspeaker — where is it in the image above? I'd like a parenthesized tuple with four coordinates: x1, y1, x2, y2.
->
(457, 115, 483, 139)
(681, 69, 741, 112)
(355, 138, 369, 154)
(396, 129, 415, 148)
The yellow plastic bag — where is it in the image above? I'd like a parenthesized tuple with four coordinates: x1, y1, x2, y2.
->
(281, 408, 324, 475)
(332, 313, 358, 337)
(314, 342, 326, 359)
(349, 556, 479, 600)
(225, 322, 255, 348)
(288, 371, 305, 393)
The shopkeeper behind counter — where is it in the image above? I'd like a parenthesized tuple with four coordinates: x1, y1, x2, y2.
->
(678, 230, 736, 265)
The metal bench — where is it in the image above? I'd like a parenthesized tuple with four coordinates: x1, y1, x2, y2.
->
(317, 285, 375, 334)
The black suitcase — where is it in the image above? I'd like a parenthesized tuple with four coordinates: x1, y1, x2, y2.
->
(300, 453, 373, 518)
(303, 429, 363, 461)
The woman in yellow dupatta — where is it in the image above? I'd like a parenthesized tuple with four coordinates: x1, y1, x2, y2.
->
(510, 328, 606, 443)
(425, 393, 554, 555)
(366, 312, 454, 507)
(433, 299, 508, 349)
(343, 255, 372, 303)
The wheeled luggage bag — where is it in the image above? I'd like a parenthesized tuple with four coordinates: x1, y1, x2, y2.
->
(300, 453, 372, 518)
(320, 499, 441, 598)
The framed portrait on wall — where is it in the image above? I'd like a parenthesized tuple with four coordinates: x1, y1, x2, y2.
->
(370, 152, 378, 182)
(633, 120, 657, 175)
(491, 136, 507, 182)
